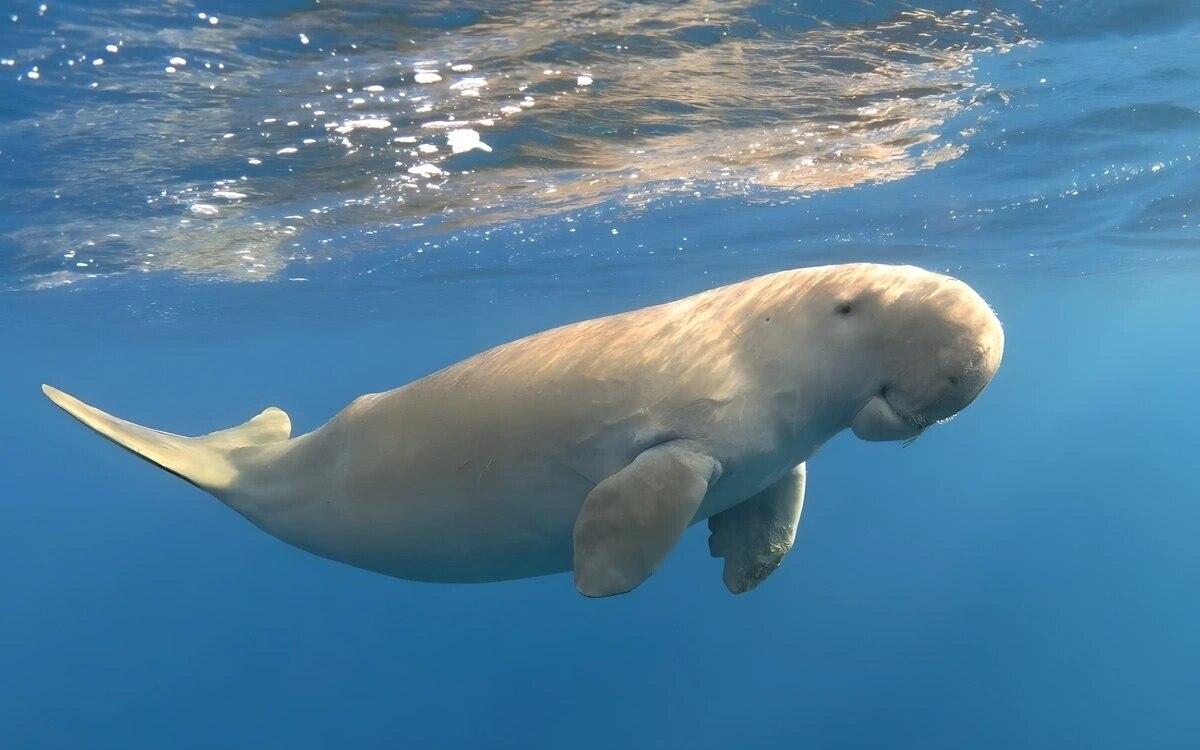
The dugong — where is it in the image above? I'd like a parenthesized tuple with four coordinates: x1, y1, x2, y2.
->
(44, 263, 1003, 597)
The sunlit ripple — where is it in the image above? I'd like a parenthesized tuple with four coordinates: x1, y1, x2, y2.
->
(1, 1, 1028, 287)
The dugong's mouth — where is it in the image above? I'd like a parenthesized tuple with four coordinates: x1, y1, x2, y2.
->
(849, 387, 931, 442)
(882, 387, 938, 430)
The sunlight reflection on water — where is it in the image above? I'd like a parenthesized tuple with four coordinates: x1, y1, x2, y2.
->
(2, 1, 1025, 286)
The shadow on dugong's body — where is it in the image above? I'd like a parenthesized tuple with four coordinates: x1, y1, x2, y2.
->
(44, 263, 1003, 597)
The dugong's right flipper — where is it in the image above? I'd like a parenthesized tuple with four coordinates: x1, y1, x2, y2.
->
(707, 463, 806, 594)
(573, 442, 721, 598)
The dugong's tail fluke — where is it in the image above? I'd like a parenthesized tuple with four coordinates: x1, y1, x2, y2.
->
(41, 385, 291, 492)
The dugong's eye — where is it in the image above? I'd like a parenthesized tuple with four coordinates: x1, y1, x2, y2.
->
(836, 302, 854, 316)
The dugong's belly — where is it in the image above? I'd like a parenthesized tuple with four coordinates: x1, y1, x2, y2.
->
(234, 410, 628, 582)
(251, 441, 798, 584)
(334, 457, 599, 583)
(236, 446, 596, 582)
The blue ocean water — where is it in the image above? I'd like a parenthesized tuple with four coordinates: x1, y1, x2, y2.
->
(2, 1, 1199, 747)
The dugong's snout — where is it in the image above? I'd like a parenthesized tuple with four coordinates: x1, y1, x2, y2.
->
(851, 272, 1004, 441)
(931, 280, 1005, 418)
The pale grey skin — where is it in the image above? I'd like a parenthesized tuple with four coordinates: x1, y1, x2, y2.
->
(44, 263, 1004, 597)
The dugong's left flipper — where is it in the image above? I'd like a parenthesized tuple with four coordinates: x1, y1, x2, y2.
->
(573, 442, 721, 598)
(707, 463, 806, 594)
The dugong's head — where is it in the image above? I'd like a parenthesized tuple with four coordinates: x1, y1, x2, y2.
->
(809, 264, 1004, 441)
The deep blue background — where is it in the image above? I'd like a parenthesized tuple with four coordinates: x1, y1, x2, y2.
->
(5, 265, 1199, 748)
(3, 0, 1200, 748)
